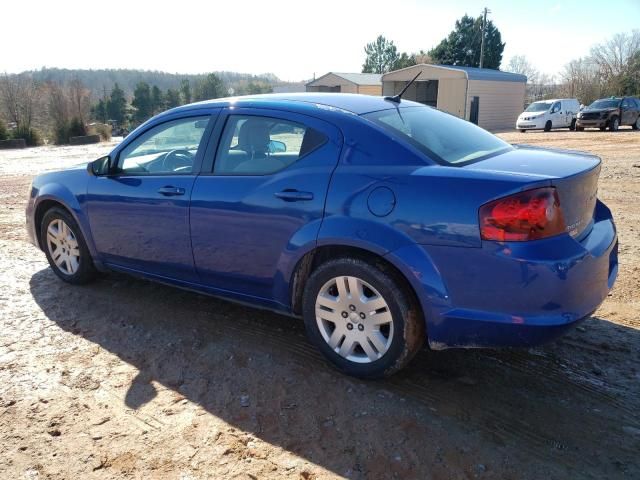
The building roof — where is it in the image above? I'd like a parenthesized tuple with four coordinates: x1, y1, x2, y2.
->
(307, 72, 382, 87)
(382, 64, 527, 83)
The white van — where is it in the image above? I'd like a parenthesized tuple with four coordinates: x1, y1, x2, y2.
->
(516, 98, 581, 132)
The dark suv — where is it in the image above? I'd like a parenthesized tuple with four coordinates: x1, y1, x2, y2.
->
(576, 97, 640, 131)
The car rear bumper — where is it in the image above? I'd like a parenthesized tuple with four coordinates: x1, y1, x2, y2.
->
(390, 200, 617, 349)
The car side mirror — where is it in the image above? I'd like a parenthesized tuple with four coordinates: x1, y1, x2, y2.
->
(268, 140, 287, 153)
(88, 155, 111, 176)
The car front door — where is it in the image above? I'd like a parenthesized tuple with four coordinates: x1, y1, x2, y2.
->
(553, 101, 567, 127)
(86, 111, 217, 281)
(190, 108, 342, 306)
(621, 98, 634, 125)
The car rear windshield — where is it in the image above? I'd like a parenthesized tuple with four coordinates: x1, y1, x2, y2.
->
(589, 99, 620, 109)
(363, 106, 512, 165)
(525, 101, 552, 112)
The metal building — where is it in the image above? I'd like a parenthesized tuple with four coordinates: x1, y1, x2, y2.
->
(382, 64, 527, 131)
(306, 72, 382, 96)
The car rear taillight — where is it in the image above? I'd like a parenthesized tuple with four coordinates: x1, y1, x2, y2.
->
(479, 187, 566, 242)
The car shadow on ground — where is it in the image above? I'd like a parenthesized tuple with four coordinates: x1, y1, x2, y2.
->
(29, 268, 640, 478)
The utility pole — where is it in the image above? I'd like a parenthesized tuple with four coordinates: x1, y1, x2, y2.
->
(479, 7, 489, 69)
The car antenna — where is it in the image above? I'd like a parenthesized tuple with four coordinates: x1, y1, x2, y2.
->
(384, 71, 421, 103)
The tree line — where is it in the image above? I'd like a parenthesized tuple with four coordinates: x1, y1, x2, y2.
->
(0, 72, 272, 146)
(506, 31, 640, 104)
(361, 13, 639, 106)
(362, 14, 505, 74)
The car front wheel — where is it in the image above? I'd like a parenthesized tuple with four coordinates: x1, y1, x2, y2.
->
(633, 116, 639, 130)
(610, 116, 619, 132)
(41, 207, 97, 284)
(302, 257, 424, 378)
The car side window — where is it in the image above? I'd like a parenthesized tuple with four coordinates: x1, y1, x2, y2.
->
(551, 102, 561, 113)
(117, 116, 209, 175)
(622, 98, 631, 109)
(214, 115, 327, 175)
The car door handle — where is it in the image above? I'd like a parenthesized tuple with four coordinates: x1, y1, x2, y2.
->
(274, 189, 314, 202)
(157, 186, 185, 196)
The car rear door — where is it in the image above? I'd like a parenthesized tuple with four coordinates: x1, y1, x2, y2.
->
(86, 111, 218, 282)
(190, 107, 342, 305)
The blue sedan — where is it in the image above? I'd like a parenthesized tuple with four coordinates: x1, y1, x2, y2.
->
(26, 93, 618, 378)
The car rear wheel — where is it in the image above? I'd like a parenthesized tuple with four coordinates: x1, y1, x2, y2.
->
(599, 126, 607, 131)
(609, 116, 619, 132)
(544, 121, 552, 132)
(633, 116, 640, 130)
(302, 257, 424, 379)
(41, 207, 97, 284)
(576, 126, 584, 131)
(569, 119, 576, 131)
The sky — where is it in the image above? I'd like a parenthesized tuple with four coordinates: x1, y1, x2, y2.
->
(2, 0, 639, 81)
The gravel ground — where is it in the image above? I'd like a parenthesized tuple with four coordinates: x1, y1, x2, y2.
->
(0, 129, 639, 479)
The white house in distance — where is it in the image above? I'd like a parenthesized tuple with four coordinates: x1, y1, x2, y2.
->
(306, 72, 382, 96)
(382, 64, 527, 131)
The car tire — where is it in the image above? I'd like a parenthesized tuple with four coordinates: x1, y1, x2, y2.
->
(599, 126, 607, 131)
(633, 116, 639, 130)
(40, 207, 97, 284)
(520, 129, 526, 133)
(576, 126, 584, 131)
(569, 119, 576, 131)
(544, 120, 552, 132)
(609, 116, 619, 132)
(302, 257, 424, 379)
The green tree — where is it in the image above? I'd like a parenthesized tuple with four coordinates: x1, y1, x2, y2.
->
(151, 85, 163, 114)
(394, 52, 417, 70)
(246, 81, 272, 94)
(180, 78, 192, 104)
(0, 118, 7, 141)
(429, 14, 505, 69)
(362, 35, 400, 74)
(165, 88, 181, 108)
(194, 73, 225, 101)
(132, 82, 152, 123)
(106, 83, 127, 124)
(620, 50, 640, 95)
(92, 99, 108, 123)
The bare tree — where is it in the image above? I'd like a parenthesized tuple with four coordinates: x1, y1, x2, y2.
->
(560, 58, 603, 104)
(68, 77, 90, 125)
(506, 55, 539, 84)
(591, 30, 640, 77)
(0, 73, 39, 130)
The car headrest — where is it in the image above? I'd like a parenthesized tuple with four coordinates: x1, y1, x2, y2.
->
(238, 120, 271, 154)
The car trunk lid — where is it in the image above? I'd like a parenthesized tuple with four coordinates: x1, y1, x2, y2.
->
(466, 146, 601, 239)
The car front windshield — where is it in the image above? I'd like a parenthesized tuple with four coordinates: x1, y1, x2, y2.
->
(363, 106, 512, 165)
(588, 99, 620, 109)
(525, 102, 552, 112)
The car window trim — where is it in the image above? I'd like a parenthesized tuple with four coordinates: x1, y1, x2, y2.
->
(108, 111, 218, 178)
(200, 108, 333, 177)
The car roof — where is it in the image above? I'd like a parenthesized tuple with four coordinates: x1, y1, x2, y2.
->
(168, 93, 422, 116)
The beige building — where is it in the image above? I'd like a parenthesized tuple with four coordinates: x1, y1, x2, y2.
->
(382, 64, 527, 131)
(306, 72, 382, 96)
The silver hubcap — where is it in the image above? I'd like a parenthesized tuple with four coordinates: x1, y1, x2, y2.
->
(46, 219, 80, 275)
(315, 276, 394, 363)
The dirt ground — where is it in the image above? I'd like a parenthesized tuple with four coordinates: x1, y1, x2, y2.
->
(0, 129, 639, 480)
